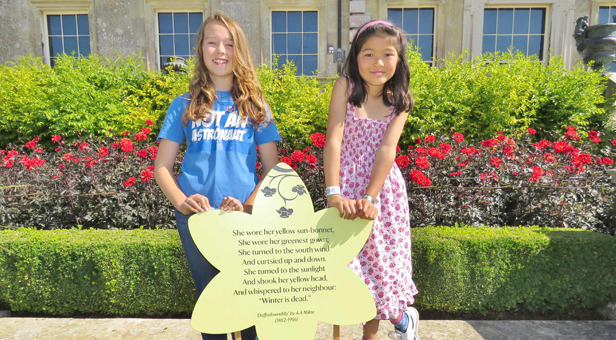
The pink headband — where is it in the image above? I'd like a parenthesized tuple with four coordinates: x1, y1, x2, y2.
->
(355, 20, 397, 42)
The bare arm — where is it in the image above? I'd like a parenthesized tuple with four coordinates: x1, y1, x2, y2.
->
(154, 138, 213, 215)
(323, 77, 357, 219)
(243, 141, 279, 214)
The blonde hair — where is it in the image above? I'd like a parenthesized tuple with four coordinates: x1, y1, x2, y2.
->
(183, 13, 268, 127)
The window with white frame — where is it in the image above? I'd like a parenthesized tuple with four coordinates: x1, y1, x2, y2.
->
(387, 8, 434, 65)
(271, 11, 318, 76)
(482, 8, 546, 60)
(598, 6, 616, 71)
(47, 14, 90, 66)
(158, 12, 203, 69)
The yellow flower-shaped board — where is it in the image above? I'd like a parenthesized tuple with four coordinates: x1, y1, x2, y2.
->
(188, 163, 376, 340)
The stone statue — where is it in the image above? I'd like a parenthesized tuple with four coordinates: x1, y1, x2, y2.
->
(573, 15, 616, 70)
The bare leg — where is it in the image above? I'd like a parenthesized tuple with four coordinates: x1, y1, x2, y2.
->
(363, 319, 380, 339)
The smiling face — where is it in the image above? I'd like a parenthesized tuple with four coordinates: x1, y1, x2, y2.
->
(356, 35, 399, 92)
(202, 21, 234, 90)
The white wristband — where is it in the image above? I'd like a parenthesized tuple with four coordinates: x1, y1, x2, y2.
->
(325, 186, 341, 198)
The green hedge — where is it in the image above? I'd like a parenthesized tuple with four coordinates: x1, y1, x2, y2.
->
(0, 227, 614, 316)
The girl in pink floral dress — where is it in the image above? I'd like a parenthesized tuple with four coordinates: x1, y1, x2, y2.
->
(323, 20, 419, 340)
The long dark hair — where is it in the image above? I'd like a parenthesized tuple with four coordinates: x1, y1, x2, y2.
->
(342, 20, 414, 116)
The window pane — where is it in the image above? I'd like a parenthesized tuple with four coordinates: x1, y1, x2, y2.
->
(513, 9, 529, 35)
(512, 35, 528, 54)
(50, 37, 63, 56)
(388, 9, 403, 29)
(77, 14, 89, 35)
(175, 34, 189, 55)
(496, 35, 512, 52)
(529, 9, 545, 34)
(64, 36, 78, 55)
(303, 11, 317, 32)
(288, 33, 302, 54)
(599, 7, 610, 24)
(78, 36, 90, 57)
(605, 61, 616, 72)
(159, 13, 173, 34)
(497, 9, 513, 34)
(528, 35, 543, 58)
(288, 11, 302, 32)
(303, 55, 317, 75)
(160, 35, 174, 55)
(403, 9, 418, 34)
(419, 8, 434, 34)
(62, 15, 77, 35)
(303, 33, 317, 54)
(483, 9, 497, 34)
(417, 35, 433, 60)
(189, 13, 203, 33)
(174, 13, 188, 34)
(482, 35, 495, 54)
(48, 15, 62, 35)
(272, 12, 286, 33)
(273, 34, 286, 54)
(287, 54, 302, 74)
(408, 34, 419, 47)
(190, 34, 198, 54)
(160, 57, 167, 69)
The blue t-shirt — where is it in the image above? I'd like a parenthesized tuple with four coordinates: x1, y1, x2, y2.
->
(157, 92, 281, 208)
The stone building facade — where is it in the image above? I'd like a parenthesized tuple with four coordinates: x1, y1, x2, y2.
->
(0, 0, 614, 77)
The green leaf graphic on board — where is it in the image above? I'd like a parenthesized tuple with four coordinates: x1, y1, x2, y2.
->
(188, 162, 375, 340)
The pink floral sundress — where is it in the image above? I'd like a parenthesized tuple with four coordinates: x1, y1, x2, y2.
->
(340, 93, 418, 321)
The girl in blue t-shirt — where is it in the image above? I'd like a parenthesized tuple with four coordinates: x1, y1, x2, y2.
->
(155, 13, 280, 340)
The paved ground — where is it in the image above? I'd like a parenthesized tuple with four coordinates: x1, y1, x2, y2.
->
(0, 317, 615, 340)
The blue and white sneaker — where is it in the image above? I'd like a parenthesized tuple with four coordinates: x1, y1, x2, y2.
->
(388, 307, 420, 340)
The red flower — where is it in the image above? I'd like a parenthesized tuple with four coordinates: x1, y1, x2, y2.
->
(58, 164, 65, 170)
(529, 166, 544, 182)
(141, 168, 154, 182)
(457, 160, 469, 167)
(542, 153, 556, 163)
(415, 138, 422, 144)
(491, 157, 503, 168)
(145, 120, 154, 126)
(255, 162, 261, 170)
(414, 157, 430, 169)
(310, 133, 325, 148)
(98, 146, 109, 158)
(565, 126, 581, 141)
(305, 154, 317, 164)
(55, 147, 61, 152)
(78, 142, 89, 150)
(135, 132, 147, 141)
(428, 148, 445, 159)
(142, 127, 152, 135)
(396, 145, 401, 153)
(497, 134, 506, 141)
(34, 148, 44, 153)
(572, 153, 593, 167)
(25, 140, 37, 149)
(588, 131, 601, 143)
(553, 141, 573, 154)
(438, 143, 452, 155)
(395, 155, 410, 168)
(452, 132, 464, 143)
(124, 177, 137, 187)
(290, 150, 304, 163)
(603, 157, 614, 165)
(449, 170, 462, 176)
(112, 142, 120, 148)
(51, 135, 62, 143)
(533, 140, 551, 149)
(409, 170, 432, 186)
(84, 157, 97, 168)
(461, 146, 479, 156)
(281, 156, 292, 166)
(414, 146, 428, 156)
(527, 128, 536, 135)
(120, 138, 134, 153)
(612, 139, 616, 147)
(137, 150, 148, 158)
(480, 139, 497, 148)
(425, 135, 435, 143)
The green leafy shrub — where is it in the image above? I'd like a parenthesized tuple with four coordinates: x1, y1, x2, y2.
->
(0, 227, 613, 317)
(412, 226, 616, 315)
(0, 54, 189, 147)
(405, 50, 614, 144)
(257, 61, 333, 146)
